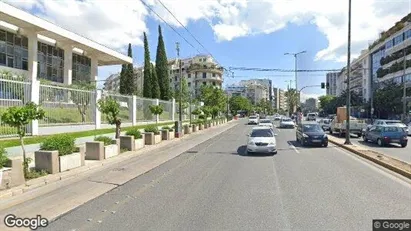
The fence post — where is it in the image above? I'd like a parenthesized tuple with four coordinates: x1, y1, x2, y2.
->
(30, 80, 40, 135)
(132, 95, 137, 126)
(172, 98, 175, 121)
(94, 90, 102, 129)
(155, 99, 159, 123)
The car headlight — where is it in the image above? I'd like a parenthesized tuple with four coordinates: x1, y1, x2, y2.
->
(323, 134, 327, 138)
(269, 142, 276, 145)
(303, 133, 308, 138)
(248, 141, 255, 145)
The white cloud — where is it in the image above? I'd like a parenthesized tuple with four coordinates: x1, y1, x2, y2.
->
(3, 0, 411, 63)
(299, 92, 323, 103)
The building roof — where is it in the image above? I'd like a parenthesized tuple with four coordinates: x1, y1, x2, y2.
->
(0, 2, 132, 66)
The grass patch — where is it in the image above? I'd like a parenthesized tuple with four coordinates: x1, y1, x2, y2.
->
(0, 121, 185, 148)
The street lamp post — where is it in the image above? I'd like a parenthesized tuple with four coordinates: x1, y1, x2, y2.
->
(344, 0, 352, 145)
(176, 42, 183, 137)
(285, 50, 307, 107)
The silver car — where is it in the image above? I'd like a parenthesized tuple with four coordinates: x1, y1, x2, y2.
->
(246, 126, 278, 155)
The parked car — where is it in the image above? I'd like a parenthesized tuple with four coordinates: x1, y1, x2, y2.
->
(248, 116, 259, 125)
(246, 126, 278, 155)
(258, 119, 274, 129)
(363, 120, 409, 136)
(362, 125, 408, 147)
(280, 117, 295, 128)
(274, 115, 282, 121)
(318, 118, 331, 131)
(307, 113, 317, 121)
(296, 122, 328, 147)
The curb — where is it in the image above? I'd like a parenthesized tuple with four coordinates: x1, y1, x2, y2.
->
(0, 120, 237, 203)
(328, 139, 411, 180)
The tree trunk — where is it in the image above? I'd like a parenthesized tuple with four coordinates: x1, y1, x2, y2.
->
(19, 135, 28, 178)
(115, 120, 121, 139)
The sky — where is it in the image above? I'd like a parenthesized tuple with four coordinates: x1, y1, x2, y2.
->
(3, 0, 411, 102)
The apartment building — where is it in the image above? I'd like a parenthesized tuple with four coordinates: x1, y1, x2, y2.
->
(0, 2, 131, 84)
(305, 98, 317, 111)
(168, 54, 223, 97)
(273, 87, 287, 111)
(326, 72, 338, 96)
(225, 84, 247, 97)
(104, 66, 144, 94)
(239, 79, 273, 102)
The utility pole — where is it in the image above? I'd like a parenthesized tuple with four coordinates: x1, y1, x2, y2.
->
(176, 42, 183, 137)
(189, 92, 192, 125)
(344, 0, 352, 145)
(285, 50, 306, 108)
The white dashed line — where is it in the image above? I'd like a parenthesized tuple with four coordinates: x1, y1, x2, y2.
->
(287, 141, 299, 153)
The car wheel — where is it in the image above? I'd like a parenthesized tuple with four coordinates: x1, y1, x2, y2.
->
(377, 138, 384, 147)
(323, 142, 328, 147)
(362, 135, 368, 142)
(401, 143, 407, 148)
(300, 138, 305, 146)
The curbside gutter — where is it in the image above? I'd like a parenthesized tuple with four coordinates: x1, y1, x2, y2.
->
(328, 137, 411, 180)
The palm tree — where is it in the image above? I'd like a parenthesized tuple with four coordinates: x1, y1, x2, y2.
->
(285, 89, 299, 115)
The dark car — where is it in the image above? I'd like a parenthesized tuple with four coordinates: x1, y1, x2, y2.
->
(296, 122, 328, 147)
(363, 125, 407, 147)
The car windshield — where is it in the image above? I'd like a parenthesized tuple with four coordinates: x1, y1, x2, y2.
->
(250, 116, 257, 119)
(282, 118, 292, 122)
(260, 120, 271, 123)
(383, 127, 403, 132)
(302, 124, 322, 132)
(250, 129, 273, 137)
(308, 114, 315, 116)
(385, 121, 404, 126)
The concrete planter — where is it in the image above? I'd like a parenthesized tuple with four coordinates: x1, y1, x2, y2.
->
(192, 124, 198, 133)
(134, 137, 145, 150)
(199, 124, 204, 130)
(169, 130, 175, 140)
(35, 147, 85, 174)
(154, 133, 162, 144)
(104, 144, 119, 159)
(85, 142, 104, 160)
(161, 130, 170, 140)
(184, 125, 191, 134)
(204, 123, 208, 129)
(120, 135, 135, 151)
(144, 132, 155, 145)
(0, 158, 25, 190)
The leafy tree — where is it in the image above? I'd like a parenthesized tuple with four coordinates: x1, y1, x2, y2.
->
(174, 77, 189, 106)
(70, 81, 96, 123)
(98, 97, 121, 138)
(198, 85, 227, 118)
(374, 80, 411, 117)
(229, 95, 252, 114)
(149, 105, 164, 124)
(1, 102, 45, 178)
(151, 63, 160, 99)
(285, 89, 298, 114)
(119, 43, 134, 95)
(143, 33, 152, 98)
(318, 95, 338, 115)
(155, 25, 171, 100)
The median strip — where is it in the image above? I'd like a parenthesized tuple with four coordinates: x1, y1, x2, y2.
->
(328, 136, 411, 180)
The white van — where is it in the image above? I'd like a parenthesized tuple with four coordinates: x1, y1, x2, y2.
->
(307, 113, 316, 121)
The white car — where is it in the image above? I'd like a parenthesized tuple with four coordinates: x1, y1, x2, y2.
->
(318, 119, 331, 131)
(307, 113, 316, 121)
(274, 115, 282, 121)
(248, 116, 259, 125)
(258, 119, 274, 129)
(280, 118, 295, 128)
(246, 126, 278, 155)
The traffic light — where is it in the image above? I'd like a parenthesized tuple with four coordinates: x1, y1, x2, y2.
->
(321, 82, 325, 89)
(326, 82, 330, 89)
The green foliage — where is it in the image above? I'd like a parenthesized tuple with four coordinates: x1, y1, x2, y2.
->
(1, 102, 45, 137)
(125, 128, 143, 139)
(70, 81, 96, 122)
(0, 147, 8, 169)
(198, 114, 206, 120)
(25, 169, 48, 179)
(119, 43, 135, 95)
(174, 77, 190, 112)
(285, 89, 298, 113)
(191, 108, 202, 115)
(143, 33, 152, 98)
(144, 125, 160, 134)
(94, 136, 113, 146)
(198, 85, 227, 118)
(318, 90, 365, 115)
(229, 96, 251, 114)
(161, 125, 171, 130)
(155, 25, 171, 100)
(149, 105, 164, 115)
(40, 134, 76, 156)
(151, 63, 161, 99)
(374, 80, 410, 116)
(97, 97, 122, 138)
(256, 98, 272, 114)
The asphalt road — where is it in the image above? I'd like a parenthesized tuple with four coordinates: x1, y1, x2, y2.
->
(41, 119, 411, 231)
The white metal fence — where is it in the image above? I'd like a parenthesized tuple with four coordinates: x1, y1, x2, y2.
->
(0, 78, 188, 138)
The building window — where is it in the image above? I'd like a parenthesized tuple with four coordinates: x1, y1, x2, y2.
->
(188, 73, 191, 78)
(212, 82, 216, 86)
(37, 41, 64, 82)
(394, 34, 404, 46)
(212, 73, 216, 77)
(0, 29, 29, 71)
(202, 72, 206, 78)
(72, 53, 90, 83)
(386, 39, 393, 49)
(174, 76, 177, 81)
(188, 82, 191, 87)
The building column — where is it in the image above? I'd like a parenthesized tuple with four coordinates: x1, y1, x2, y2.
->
(63, 45, 73, 85)
(27, 30, 38, 81)
(90, 56, 98, 83)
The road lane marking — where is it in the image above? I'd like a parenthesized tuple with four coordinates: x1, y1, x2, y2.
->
(287, 141, 299, 153)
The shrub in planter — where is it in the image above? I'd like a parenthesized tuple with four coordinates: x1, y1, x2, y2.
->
(163, 126, 175, 140)
(94, 136, 113, 146)
(125, 128, 145, 150)
(86, 136, 118, 160)
(36, 134, 84, 173)
(144, 125, 161, 145)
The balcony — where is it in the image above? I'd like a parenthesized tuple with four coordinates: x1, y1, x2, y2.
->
(187, 63, 224, 75)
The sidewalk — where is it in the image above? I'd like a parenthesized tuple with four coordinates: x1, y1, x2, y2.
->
(0, 120, 238, 231)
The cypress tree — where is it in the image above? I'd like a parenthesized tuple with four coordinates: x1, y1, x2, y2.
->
(155, 25, 171, 100)
(119, 43, 134, 95)
(143, 32, 152, 98)
(151, 63, 161, 99)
